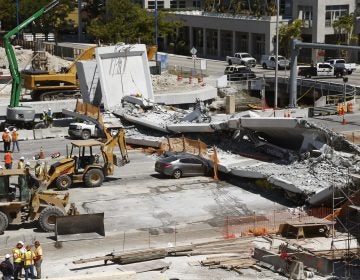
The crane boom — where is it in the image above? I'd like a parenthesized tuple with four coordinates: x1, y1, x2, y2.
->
(4, 0, 60, 108)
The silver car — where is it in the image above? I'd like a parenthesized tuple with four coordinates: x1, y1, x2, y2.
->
(155, 153, 210, 179)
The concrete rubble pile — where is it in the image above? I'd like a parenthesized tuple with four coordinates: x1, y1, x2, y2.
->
(117, 97, 360, 206)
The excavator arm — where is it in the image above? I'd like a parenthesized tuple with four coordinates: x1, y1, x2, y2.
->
(101, 129, 130, 175)
(4, 0, 60, 108)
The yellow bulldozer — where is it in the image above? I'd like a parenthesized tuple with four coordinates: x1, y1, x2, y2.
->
(0, 169, 106, 240)
(0, 169, 75, 233)
(42, 129, 129, 190)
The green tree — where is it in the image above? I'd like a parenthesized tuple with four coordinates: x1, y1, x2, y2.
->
(279, 19, 303, 57)
(0, 0, 16, 30)
(332, 13, 357, 59)
(88, 0, 182, 46)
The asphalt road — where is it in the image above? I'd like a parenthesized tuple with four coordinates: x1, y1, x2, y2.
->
(0, 136, 290, 278)
(167, 54, 360, 86)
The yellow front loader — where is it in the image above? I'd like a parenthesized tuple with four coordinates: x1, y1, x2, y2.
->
(42, 129, 129, 190)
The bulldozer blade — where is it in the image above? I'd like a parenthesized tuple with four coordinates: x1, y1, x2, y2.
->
(55, 213, 105, 242)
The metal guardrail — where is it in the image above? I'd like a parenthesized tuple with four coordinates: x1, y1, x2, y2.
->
(264, 76, 360, 97)
(308, 105, 338, 117)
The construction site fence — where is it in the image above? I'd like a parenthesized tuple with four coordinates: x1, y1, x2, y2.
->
(223, 207, 334, 238)
(167, 64, 207, 78)
(70, 208, 333, 253)
(159, 136, 216, 162)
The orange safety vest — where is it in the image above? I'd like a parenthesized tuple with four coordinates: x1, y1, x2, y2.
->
(12, 131, 18, 141)
(4, 153, 12, 164)
(12, 248, 22, 263)
(23, 250, 34, 266)
(2, 132, 10, 142)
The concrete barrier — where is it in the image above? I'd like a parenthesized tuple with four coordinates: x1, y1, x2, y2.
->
(125, 136, 163, 148)
(154, 86, 217, 105)
(33, 127, 68, 140)
(18, 129, 35, 141)
(45, 271, 136, 280)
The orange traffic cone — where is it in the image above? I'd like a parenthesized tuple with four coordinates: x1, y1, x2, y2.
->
(177, 72, 182, 81)
(283, 110, 287, 118)
(287, 111, 291, 118)
(39, 146, 44, 159)
(197, 74, 203, 83)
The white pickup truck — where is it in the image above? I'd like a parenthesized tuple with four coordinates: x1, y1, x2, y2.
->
(226, 52, 257, 67)
(68, 122, 99, 140)
(326, 59, 356, 75)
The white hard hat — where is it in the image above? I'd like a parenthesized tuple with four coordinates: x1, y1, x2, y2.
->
(5, 128, 9, 132)
(20, 156, 24, 160)
(18, 241, 24, 245)
(25, 162, 30, 166)
(13, 128, 17, 132)
(48, 108, 51, 110)
(43, 109, 46, 112)
(0, 166, 3, 169)
(5, 254, 10, 259)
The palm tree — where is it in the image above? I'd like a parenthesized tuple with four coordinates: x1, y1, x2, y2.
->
(332, 13, 356, 59)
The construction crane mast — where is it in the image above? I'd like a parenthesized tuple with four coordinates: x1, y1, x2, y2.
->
(4, 0, 59, 127)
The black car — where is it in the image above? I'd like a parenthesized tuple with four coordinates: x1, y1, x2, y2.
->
(155, 153, 211, 179)
(224, 65, 256, 81)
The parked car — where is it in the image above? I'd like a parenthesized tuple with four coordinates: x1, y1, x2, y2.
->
(260, 55, 290, 69)
(224, 65, 256, 81)
(155, 153, 211, 179)
(226, 52, 257, 67)
(325, 58, 356, 75)
(298, 62, 346, 78)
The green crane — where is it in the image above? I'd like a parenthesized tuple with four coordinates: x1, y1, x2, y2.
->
(4, 0, 59, 127)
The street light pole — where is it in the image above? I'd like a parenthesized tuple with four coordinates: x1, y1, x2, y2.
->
(342, 77, 348, 125)
(16, 0, 19, 26)
(155, 0, 158, 62)
(274, 0, 279, 115)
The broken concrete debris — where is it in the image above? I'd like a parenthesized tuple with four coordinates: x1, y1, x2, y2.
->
(115, 97, 360, 206)
(73, 42, 358, 214)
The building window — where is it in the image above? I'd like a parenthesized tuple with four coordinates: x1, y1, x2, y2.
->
(325, 5, 349, 27)
(170, 1, 177, 8)
(148, 1, 164, 9)
(193, 0, 201, 8)
(298, 5, 313, 28)
(179, 1, 186, 8)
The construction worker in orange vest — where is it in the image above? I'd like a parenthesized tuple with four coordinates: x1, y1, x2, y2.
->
(11, 128, 20, 152)
(23, 244, 36, 280)
(4, 151, 12, 169)
(2, 128, 11, 152)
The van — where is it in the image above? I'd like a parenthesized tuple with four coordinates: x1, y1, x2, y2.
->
(260, 55, 290, 69)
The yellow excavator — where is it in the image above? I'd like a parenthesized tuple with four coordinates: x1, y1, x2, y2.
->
(21, 45, 157, 102)
(21, 46, 96, 101)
